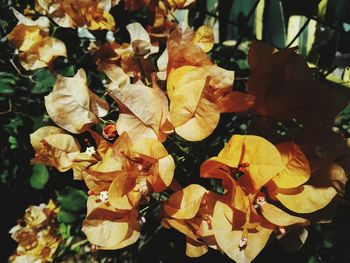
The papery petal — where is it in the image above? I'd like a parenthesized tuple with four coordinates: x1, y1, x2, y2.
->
(163, 184, 207, 219)
(108, 171, 141, 210)
(260, 202, 309, 226)
(45, 69, 107, 133)
(212, 201, 273, 263)
(131, 138, 168, 160)
(275, 185, 337, 214)
(152, 154, 175, 192)
(30, 126, 66, 150)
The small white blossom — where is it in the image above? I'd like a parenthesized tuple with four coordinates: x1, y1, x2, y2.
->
(85, 146, 96, 157)
(99, 191, 108, 203)
(239, 237, 248, 249)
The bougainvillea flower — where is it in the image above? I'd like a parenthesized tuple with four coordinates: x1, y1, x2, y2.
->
(156, 24, 214, 80)
(163, 184, 219, 257)
(8, 10, 66, 70)
(167, 65, 254, 141)
(72, 130, 123, 192)
(200, 135, 337, 262)
(35, 0, 116, 30)
(9, 201, 60, 263)
(108, 81, 171, 142)
(247, 41, 350, 125)
(45, 69, 109, 134)
(211, 200, 275, 263)
(82, 194, 140, 250)
(30, 126, 80, 172)
(108, 133, 175, 209)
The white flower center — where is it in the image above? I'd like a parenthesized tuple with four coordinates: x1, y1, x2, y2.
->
(99, 191, 108, 203)
(239, 237, 248, 249)
(254, 196, 266, 208)
(138, 178, 149, 195)
(85, 146, 96, 157)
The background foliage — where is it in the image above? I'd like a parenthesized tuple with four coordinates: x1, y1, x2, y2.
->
(1, 0, 350, 262)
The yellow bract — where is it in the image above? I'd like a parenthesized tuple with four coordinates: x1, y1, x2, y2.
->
(163, 184, 208, 219)
(8, 10, 66, 70)
(273, 141, 311, 188)
(167, 66, 254, 141)
(30, 126, 80, 172)
(275, 185, 337, 214)
(108, 82, 170, 142)
(215, 135, 284, 192)
(163, 185, 220, 258)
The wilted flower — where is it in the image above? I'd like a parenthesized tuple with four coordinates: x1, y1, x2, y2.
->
(35, 0, 116, 30)
(9, 200, 60, 263)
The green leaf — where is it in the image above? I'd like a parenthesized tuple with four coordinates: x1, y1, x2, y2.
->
(31, 69, 56, 94)
(57, 209, 78, 223)
(8, 135, 18, 149)
(58, 222, 72, 239)
(3, 116, 24, 134)
(57, 187, 87, 212)
(308, 256, 319, 263)
(263, 0, 286, 48)
(30, 164, 49, 189)
(56, 65, 76, 77)
(0, 83, 14, 94)
(0, 72, 16, 94)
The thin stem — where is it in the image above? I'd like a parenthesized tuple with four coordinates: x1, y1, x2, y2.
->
(0, 100, 12, 115)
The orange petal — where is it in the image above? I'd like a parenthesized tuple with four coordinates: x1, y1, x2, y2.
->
(217, 135, 284, 192)
(273, 141, 311, 188)
(217, 91, 255, 113)
(164, 184, 207, 219)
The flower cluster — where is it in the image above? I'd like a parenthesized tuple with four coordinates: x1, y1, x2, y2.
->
(8, 0, 349, 262)
(9, 200, 60, 263)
